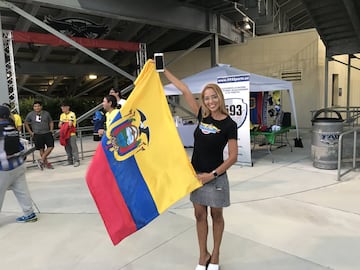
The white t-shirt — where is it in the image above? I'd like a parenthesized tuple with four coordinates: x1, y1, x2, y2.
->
(118, 99, 126, 106)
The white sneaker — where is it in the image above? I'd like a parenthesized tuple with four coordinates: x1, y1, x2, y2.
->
(73, 161, 80, 167)
(62, 161, 73, 166)
(36, 159, 43, 170)
(207, 264, 219, 270)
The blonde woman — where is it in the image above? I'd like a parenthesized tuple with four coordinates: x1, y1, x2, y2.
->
(164, 69, 238, 270)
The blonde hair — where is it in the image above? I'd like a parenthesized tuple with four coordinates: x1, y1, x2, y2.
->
(200, 83, 228, 118)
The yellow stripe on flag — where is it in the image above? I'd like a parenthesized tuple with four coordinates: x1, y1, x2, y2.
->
(121, 60, 201, 213)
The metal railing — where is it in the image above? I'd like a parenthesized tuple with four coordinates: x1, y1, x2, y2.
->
(24, 125, 96, 166)
(337, 127, 360, 181)
(76, 125, 96, 160)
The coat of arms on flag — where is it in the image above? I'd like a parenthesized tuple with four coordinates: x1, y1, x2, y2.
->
(86, 60, 201, 245)
(105, 109, 150, 161)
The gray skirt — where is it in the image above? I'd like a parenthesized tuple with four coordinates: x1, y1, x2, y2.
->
(190, 172, 230, 208)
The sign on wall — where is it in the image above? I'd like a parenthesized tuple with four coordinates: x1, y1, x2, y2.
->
(217, 75, 252, 165)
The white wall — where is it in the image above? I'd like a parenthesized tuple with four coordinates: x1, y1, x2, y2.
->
(163, 29, 360, 128)
(328, 55, 360, 108)
(220, 29, 321, 128)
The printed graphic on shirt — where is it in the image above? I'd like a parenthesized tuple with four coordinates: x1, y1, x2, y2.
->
(35, 114, 41, 122)
(199, 122, 220, 134)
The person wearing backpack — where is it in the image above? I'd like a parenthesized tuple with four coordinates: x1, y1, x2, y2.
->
(0, 105, 37, 223)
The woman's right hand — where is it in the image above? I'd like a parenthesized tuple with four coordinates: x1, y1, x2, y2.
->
(98, 129, 104, 137)
(197, 172, 214, 185)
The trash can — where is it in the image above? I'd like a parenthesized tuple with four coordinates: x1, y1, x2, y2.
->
(311, 108, 343, 169)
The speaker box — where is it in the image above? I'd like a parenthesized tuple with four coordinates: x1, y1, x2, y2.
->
(282, 112, 291, 127)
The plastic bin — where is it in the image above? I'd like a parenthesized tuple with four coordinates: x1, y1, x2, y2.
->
(311, 108, 343, 169)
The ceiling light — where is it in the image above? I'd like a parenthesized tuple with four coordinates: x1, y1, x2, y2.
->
(243, 22, 251, 30)
(88, 74, 97, 80)
(242, 16, 251, 30)
(234, 2, 255, 37)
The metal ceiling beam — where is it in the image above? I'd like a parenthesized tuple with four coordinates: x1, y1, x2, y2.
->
(18, 45, 53, 87)
(0, 0, 136, 81)
(327, 39, 360, 56)
(47, 17, 120, 95)
(18, 85, 53, 99)
(330, 56, 360, 72)
(16, 61, 117, 76)
(342, 0, 360, 44)
(301, 0, 329, 49)
(17, 9, 70, 90)
(301, 0, 359, 56)
(74, 77, 112, 98)
(31, 0, 208, 31)
(30, 0, 242, 43)
(282, 1, 303, 17)
(13, 2, 40, 55)
(148, 31, 191, 53)
(166, 34, 213, 66)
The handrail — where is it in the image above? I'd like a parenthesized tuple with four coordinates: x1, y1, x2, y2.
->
(76, 83, 134, 126)
(76, 126, 96, 160)
(77, 103, 103, 124)
(337, 127, 360, 181)
(25, 125, 96, 166)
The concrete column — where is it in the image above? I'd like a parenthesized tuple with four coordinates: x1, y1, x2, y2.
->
(210, 34, 219, 67)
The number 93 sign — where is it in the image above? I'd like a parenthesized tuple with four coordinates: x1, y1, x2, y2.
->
(225, 98, 248, 128)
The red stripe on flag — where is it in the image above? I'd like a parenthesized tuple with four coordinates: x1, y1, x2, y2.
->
(86, 145, 137, 245)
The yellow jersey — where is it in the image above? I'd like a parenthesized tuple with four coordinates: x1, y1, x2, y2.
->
(60, 111, 77, 136)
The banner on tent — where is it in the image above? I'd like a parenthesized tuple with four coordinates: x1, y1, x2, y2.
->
(217, 75, 252, 165)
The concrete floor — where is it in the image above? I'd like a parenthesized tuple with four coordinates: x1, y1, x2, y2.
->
(1, 130, 360, 270)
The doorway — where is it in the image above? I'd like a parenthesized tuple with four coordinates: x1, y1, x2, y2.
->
(331, 74, 340, 106)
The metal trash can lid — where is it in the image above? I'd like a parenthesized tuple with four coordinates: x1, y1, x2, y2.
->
(312, 117, 343, 123)
(311, 108, 343, 123)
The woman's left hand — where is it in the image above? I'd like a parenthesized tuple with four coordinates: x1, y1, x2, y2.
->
(197, 172, 214, 185)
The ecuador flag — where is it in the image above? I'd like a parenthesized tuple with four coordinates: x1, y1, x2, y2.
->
(86, 60, 201, 245)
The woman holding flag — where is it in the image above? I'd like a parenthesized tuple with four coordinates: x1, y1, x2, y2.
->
(164, 68, 238, 270)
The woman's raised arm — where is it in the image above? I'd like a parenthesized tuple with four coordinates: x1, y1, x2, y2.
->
(163, 69, 199, 115)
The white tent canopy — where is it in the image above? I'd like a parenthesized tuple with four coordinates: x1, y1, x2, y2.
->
(164, 64, 299, 138)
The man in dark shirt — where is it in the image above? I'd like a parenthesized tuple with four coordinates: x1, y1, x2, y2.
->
(24, 101, 55, 170)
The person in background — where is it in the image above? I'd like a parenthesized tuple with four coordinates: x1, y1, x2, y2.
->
(58, 102, 80, 167)
(24, 100, 54, 170)
(98, 95, 119, 137)
(164, 68, 238, 270)
(2, 103, 22, 132)
(109, 88, 126, 109)
(0, 105, 38, 223)
(92, 109, 105, 141)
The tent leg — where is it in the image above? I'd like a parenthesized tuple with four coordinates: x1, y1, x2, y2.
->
(294, 137, 303, 148)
